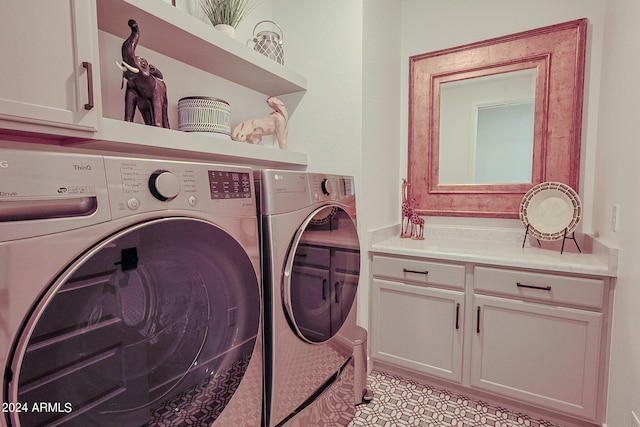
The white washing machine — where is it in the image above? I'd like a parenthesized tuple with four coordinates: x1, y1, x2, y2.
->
(0, 147, 263, 426)
(256, 170, 360, 427)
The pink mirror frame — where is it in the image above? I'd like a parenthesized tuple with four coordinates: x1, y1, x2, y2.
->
(408, 18, 587, 218)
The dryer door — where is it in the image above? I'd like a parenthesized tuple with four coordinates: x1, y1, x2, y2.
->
(284, 205, 360, 343)
(6, 217, 261, 427)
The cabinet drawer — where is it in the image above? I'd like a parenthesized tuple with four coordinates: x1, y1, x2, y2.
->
(474, 266, 605, 309)
(294, 245, 330, 269)
(372, 255, 465, 289)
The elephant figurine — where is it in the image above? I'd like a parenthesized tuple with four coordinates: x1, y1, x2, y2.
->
(116, 19, 169, 128)
(231, 97, 289, 149)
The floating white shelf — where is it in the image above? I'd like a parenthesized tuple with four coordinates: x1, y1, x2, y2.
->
(73, 118, 307, 168)
(96, 0, 307, 96)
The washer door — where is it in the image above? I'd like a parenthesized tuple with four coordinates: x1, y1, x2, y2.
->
(284, 205, 360, 344)
(7, 218, 260, 427)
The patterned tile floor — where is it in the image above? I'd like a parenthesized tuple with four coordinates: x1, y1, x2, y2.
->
(348, 370, 563, 427)
(144, 354, 255, 426)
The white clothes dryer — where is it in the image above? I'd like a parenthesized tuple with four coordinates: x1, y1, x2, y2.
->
(0, 147, 262, 426)
(256, 170, 360, 427)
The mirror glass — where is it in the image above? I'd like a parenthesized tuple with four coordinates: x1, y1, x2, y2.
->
(439, 69, 536, 185)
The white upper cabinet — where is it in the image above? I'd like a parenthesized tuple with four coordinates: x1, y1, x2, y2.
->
(0, 0, 308, 168)
(0, 0, 101, 133)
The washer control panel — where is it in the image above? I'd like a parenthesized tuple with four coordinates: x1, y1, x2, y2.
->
(0, 148, 257, 239)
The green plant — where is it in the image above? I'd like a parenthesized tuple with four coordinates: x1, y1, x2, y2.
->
(199, 0, 261, 28)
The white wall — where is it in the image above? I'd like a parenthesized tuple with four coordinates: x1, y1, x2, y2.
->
(273, 0, 363, 175)
(360, 1, 402, 331)
(271, 1, 400, 331)
(593, 0, 640, 425)
(272, 1, 367, 328)
(244, 3, 639, 424)
(400, 0, 605, 232)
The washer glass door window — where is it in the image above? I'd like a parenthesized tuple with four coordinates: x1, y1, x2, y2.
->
(7, 218, 260, 427)
(284, 206, 360, 343)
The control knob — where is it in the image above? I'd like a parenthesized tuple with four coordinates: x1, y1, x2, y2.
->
(321, 178, 332, 196)
(149, 170, 180, 201)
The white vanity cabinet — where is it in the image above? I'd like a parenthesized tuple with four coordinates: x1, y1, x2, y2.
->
(371, 255, 466, 383)
(471, 267, 605, 420)
(369, 244, 614, 424)
(0, 0, 101, 134)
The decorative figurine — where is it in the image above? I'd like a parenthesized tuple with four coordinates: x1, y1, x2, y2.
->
(409, 198, 425, 240)
(231, 97, 288, 149)
(401, 179, 414, 238)
(116, 19, 169, 128)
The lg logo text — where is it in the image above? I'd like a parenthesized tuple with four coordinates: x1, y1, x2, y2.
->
(0, 161, 8, 168)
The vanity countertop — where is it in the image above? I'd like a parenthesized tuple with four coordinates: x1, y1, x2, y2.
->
(369, 226, 618, 277)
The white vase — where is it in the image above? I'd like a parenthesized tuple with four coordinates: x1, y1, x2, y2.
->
(215, 24, 236, 38)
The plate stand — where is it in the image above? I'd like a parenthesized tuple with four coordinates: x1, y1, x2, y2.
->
(560, 228, 581, 254)
(521, 224, 542, 249)
(522, 225, 582, 254)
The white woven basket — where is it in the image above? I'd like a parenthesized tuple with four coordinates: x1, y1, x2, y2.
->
(178, 97, 231, 134)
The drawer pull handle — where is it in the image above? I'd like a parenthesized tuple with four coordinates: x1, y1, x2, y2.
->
(476, 306, 481, 334)
(403, 268, 428, 275)
(517, 282, 552, 291)
(322, 279, 327, 300)
(335, 281, 342, 303)
(455, 303, 460, 330)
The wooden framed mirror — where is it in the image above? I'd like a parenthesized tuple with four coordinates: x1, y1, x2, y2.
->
(408, 19, 587, 218)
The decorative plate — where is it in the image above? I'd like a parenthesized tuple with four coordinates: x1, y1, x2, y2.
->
(519, 182, 582, 241)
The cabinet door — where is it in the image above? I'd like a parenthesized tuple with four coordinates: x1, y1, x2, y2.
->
(471, 295, 601, 420)
(371, 278, 464, 383)
(290, 265, 331, 342)
(0, 0, 99, 132)
(331, 248, 360, 334)
(331, 271, 358, 334)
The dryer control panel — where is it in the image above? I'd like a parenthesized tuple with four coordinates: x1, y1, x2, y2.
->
(309, 173, 355, 203)
(103, 157, 255, 219)
(257, 170, 356, 216)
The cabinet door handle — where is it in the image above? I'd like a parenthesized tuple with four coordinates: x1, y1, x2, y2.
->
(82, 61, 94, 110)
(516, 282, 552, 291)
(322, 279, 327, 300)
(476, 306, 481, 334)
(455, 303, 460, 330)
(334, 281, 341, 303)
(403, 268, 428, 275)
